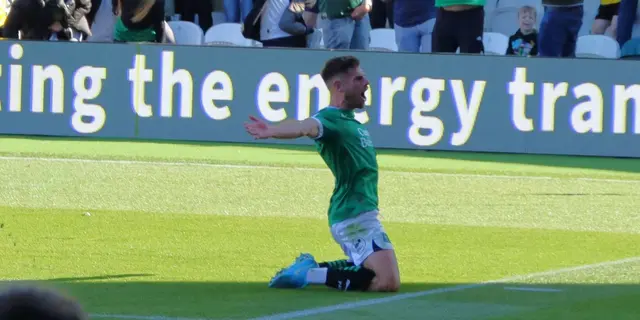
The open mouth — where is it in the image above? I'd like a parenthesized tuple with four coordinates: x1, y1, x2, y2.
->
(360, 91, 366, 101)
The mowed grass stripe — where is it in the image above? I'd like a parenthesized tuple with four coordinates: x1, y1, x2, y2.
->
(1, 136, 640, 180)
(0, 156, 639, 234)
(4, 155, 640, 184)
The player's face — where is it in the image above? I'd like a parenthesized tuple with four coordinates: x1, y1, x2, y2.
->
(343, 67, 369, 110)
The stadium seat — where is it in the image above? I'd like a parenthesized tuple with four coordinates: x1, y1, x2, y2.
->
(204, 23, 254, 46)
(369, 28, 398, 52)
(575, 34, 620, 58)
(621, 37, 640, 58)
(620, 54, 640, 60)
(632, 20, 640, 38)
(167, 21, 204, 45)
(482, 32, 509, 55)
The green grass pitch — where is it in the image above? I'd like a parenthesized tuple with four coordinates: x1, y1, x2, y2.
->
(0, 135, 639, 320)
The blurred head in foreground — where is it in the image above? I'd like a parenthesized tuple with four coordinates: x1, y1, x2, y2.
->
(0, 285, 87, 320)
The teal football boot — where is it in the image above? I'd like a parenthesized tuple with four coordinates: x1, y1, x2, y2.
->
(268, 253, 319, 289)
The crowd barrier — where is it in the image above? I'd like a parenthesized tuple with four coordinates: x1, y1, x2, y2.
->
(0, 40, 638, 157)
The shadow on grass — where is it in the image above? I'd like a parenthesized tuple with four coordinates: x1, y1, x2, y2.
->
(3, 277, 639, 319)
(3, 135, 640, 175)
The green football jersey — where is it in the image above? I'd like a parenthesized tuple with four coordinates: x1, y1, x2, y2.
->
(311, 106, 379, 226)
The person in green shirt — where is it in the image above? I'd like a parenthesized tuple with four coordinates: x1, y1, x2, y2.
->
(432, 0, 485, 53)
(244, 55, 400, 293)
(112, 0, 174, 43)
(318, 0, 372, 50)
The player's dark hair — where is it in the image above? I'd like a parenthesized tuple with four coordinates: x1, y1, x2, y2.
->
(0, 286, 88, 320)
(321, 56, 360, 83)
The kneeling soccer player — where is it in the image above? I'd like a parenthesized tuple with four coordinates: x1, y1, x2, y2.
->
(244, 55, 400, 292)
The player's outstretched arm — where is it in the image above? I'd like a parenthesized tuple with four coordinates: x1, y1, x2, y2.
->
(244, 116, 320, 140)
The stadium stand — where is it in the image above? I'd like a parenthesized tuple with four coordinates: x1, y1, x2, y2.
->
(0, 0, 638, 59)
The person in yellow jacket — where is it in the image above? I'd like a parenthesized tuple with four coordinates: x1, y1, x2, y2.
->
(0, 0, 10, 34)
(592, 0, 620, 36)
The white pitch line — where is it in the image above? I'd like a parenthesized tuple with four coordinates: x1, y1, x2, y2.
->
(0, 155, 639, 184)
(503, 287, 563, 293)
(250, 256, 640, 320)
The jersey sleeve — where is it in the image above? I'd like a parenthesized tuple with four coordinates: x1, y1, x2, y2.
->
(311, 110, 339, 141)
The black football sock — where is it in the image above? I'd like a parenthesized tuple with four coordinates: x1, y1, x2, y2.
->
(318, 259, 355, 268)
(324, 265, 375, 291)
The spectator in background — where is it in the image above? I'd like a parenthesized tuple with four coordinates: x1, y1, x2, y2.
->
(0, 285, 88, 320)
(506, 5, 538, 56)
(431, 0, 485, 54)
(615, 0, 636, 48)
(112, 0, 175, 43)
(538, 0, 583, 57)
(57, 0, 93, 40)
(261, 0, 315, 47)
(181, 0, 213, 32)
(389, 0, 434, 52)
(3, 0, 92, 41)
(86, 0, 117, 42)
(68, 0, 93, 40)
(57, 0, 93, 41)
(303, 0, 319, 28)
(225, 0, 252, 23)
(302, 0, 322, 47)
(591, 0, 619, 37)
(318, 0, 372, 50)
(370, 0, 392, 29)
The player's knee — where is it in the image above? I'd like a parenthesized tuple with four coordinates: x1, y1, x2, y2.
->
(387, 273, 401, 292)
(381, 273, 401, 292)
(369, 273, 400, 292)
(362, 249, 401, 292)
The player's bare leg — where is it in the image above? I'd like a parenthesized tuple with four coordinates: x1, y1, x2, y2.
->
(362, 249, 400, 292)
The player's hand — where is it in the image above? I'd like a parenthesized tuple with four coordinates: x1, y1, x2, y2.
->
(244, 116, 273, 139)
(351, 3, 370, 20)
